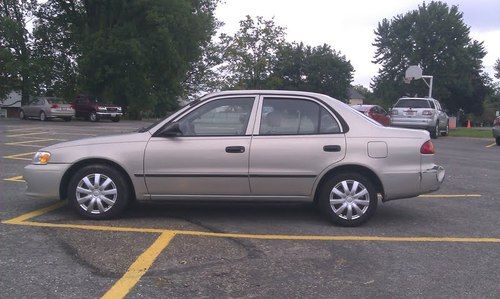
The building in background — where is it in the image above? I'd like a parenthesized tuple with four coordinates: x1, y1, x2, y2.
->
(347, 87, 365, 105)
(0, 91, 23, 118)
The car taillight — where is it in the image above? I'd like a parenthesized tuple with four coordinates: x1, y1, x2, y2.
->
(420, 140, 435, 154)
(51, 104, 59, 109)
(422, 110, 434, 116)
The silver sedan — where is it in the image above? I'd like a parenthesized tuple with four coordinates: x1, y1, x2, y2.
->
(20, 97, 75, 121)
(24, 90, 445, 226)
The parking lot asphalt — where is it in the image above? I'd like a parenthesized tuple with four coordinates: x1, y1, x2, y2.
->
(1, 118, 499, 298)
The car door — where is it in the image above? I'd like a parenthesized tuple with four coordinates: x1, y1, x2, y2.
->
(249, 96, 346, 197)
(435, 101, 447, 129)
(143, 96, 257, 198)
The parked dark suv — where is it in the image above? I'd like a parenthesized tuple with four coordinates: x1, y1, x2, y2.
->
(73, 94, 123, 122)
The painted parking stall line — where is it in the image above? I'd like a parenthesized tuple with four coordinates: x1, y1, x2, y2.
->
(3, 176, 25, 183)
(3, 152, 36, 161)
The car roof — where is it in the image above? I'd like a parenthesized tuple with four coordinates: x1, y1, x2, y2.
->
(398, 97, 435, 101)
(199, 90, 334, 101)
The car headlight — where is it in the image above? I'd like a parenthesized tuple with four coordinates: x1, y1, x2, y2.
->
(33, 151, 51, 165)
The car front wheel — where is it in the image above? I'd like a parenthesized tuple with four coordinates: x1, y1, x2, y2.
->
(89, 111, 98, 122)
(19, 110, 26, 120)
(68, 164, 129, 219)
(318, 173, 377, 227)
(40, 111, 46, 121)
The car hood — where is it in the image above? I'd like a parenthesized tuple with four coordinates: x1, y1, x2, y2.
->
(42, 132, 151, 151)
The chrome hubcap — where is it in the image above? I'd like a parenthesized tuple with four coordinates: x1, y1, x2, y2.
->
(90, 113, 96, 121)
(76, 173, 117, 214)
(329, 180, 370, 220)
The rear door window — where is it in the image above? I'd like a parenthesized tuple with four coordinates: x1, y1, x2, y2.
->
(260, 98, 341, 135)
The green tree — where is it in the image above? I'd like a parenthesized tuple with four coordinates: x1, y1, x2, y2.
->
(272, 42, 353, 99)
(36, 0, 219, 118)
(220, 15, 286, 89)
(494, 58, 500, 80)
(372, 1, 489, 114)
(0, 0, 37, 104)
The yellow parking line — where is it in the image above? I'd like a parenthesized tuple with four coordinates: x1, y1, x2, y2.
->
(5, 138, 65, 145)
(418, 194, 482, 198)
(3, 201, 66, 224)
(485, 142, 496, 148)
(3, 175, 25, 183)
(3, 152, 35, 161)
(101, 232, 176, 299)
(6, 132, 49, 137)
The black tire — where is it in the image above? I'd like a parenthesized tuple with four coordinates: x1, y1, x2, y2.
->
(89, 111, 98, 122)
(39, 111, 46, 121)
(63, 117, 72, 122)
(19, 110, 26, 120)
(68, 164, 130, 220)
(430, 122, 439, 139)
(318, 172, 378, 227)
(111, 116, 120, 122)
(441, 122, 449, 136)
(496, 137, 500, 146)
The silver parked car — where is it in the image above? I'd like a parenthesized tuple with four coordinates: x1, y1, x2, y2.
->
(20, 97, 75, 121)
(493, 116, 500, 146)
(24, 91, 445, 226)
(390, 97, 449, 139)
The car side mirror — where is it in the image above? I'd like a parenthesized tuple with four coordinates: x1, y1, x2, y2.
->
(159, 122, 182, 137)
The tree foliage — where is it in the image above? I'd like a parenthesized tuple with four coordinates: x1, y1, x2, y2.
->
(272, 42, 353, 99)
(217, 16, 353, 100)
(494, 58, 500, 80)
(0, 0, 37, 104)
(371, 1, 489, 114)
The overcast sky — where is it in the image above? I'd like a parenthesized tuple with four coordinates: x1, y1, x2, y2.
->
(215, 0, 500, 88)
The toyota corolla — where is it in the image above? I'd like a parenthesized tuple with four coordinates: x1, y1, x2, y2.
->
(24, 90, 445, 226)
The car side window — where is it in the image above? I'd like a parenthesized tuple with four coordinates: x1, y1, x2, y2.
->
(379, 106, 387, 114)
(260, 98, 340, 135)
(429, 101, 436, 109)
(177, 97, 254, 136)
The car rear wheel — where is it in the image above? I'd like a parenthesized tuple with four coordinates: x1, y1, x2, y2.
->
(19, 110, 26, 120)
(318, 173, 377, 227)
(68, 164, 129, 219)
(441, 123, 449, 136)
(430, 123, 439, 139)
(39, 111, 46, 121)
(89, 111, 98, 122)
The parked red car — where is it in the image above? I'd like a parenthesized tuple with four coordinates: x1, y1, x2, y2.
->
(73, 94, 123, 122)
(351, 104, 390, 126)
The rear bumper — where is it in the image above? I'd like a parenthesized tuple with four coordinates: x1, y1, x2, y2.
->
(420, 165, 445, 194)
(493, 126, 500, 138)
(390, 117, 434, 130)
(382, 164, 445, 201)
(24, 163, 70, 199)
(47, 110, 75, 118)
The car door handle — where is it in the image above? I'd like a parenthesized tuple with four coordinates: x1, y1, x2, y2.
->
(225, 146, 245, 153)
(323, 145, 341, 152)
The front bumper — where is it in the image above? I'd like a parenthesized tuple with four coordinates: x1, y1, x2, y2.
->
(96, 111, 122, 118)
(420, 165, 445, 193)
(24, 163, 70, 199)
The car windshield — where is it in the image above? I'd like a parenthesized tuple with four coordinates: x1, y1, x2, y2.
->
(394, 99, 430, 108)
(137, 99, 201, 133)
